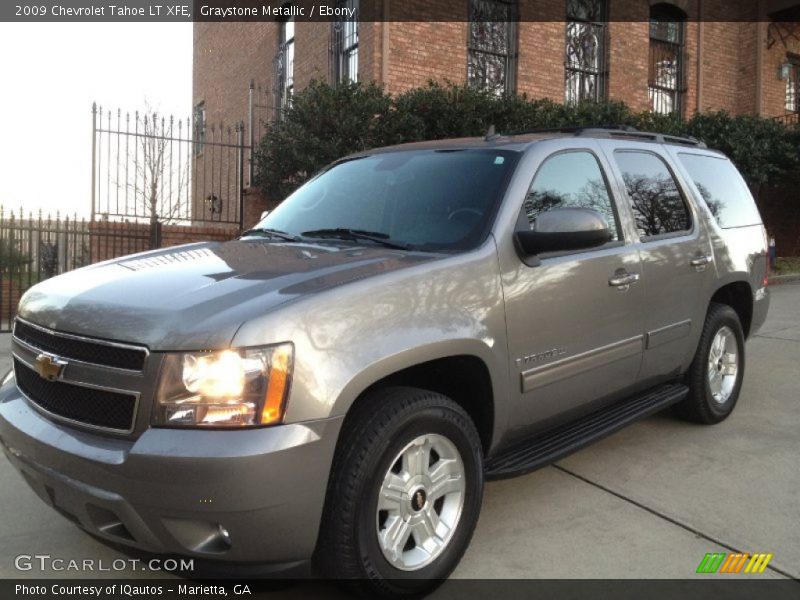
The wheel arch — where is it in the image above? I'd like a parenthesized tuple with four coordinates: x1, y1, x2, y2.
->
(333, 343, 500, 456)
(709, 280, 753, 338)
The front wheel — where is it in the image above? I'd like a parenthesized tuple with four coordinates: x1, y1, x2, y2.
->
(315, 387, 484, 597)
(678, 303, 745, 424)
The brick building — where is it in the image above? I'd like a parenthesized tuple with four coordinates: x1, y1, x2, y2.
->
(192, 0, 800, 220)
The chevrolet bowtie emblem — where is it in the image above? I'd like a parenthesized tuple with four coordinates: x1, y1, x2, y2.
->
(34, 353, 68, 381)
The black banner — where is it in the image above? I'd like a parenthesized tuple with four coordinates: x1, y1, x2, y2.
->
(3, 579, 800, 600)
(1, 0, 798, 23)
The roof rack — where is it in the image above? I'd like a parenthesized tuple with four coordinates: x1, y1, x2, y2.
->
(506, 125, 707, 148)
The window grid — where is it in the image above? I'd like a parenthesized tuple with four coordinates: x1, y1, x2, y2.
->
(193, 102, 205, 157)
(273, 18, 295, 119)
(467, 0, 518, 96)
(565, 0, 608, 104)
(648, 9, 685, 116)
(331, 0, 359, 84)
(786, 59, 800, 113)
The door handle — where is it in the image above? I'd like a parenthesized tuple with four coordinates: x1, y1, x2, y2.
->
(690, 255, 713, 269)
(608, 272, 640, 288)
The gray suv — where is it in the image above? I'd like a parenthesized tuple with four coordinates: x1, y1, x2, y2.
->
(0, 127, 770, 596)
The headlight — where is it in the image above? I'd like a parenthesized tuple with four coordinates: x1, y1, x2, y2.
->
(153, 343, 293, 428)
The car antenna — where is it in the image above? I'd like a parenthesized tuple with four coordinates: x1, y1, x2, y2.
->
(485, 124, 500, 141)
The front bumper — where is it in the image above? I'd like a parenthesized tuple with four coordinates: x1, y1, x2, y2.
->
(0, 381, 343, 565)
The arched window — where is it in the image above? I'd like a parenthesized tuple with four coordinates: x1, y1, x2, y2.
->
(565, 0, 608, 104)
(648, 3, 685, 115)
(467, 0, 518, 95)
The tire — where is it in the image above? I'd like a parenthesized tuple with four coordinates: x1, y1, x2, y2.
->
(678, 303, 746, 424)
(315, 386, 484, 597)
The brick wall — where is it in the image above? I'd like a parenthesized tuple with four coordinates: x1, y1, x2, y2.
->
(294, 22, 331, 90)
(697, 21, 738, 113)
(385, 22, 467, 93)
(517, 1, 565, 101)
(0, 280, 22, 326)
(242, 186, 281, 229)
(762, 25, 800, 117)
(607, 19, 650, 112)
(193, 4, 799, 123)
(735, 22, 760, 115)
(194, 22, 277, 131)
(359, 21, 382, 84)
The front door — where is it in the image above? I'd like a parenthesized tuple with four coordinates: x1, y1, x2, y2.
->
(500, 144, 645, 437)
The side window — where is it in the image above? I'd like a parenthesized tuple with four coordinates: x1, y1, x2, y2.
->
(677, 153, 761, 229)
(614, 151, 690, 238)
(524, 151, 620, 241)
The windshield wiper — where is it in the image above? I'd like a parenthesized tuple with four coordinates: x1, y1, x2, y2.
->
(239, 228, 301, 242)
(301, 228, 411, 250)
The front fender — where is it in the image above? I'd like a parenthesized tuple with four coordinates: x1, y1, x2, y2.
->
(231, 239, 511, 447)
(330, 338, 506, 442)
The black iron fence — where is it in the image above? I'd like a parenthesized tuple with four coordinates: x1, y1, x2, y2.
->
(248, 80, 277, 186)
(1, 209, 89, 331)
(1, 100, 254, 333)
(0, 205, 228, 332)
(648, 37, 683, 116)
(774, 112, 800, 128)
(92, 104, 248, 231)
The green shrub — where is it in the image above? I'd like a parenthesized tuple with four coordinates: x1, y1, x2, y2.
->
(682, 112, 800, 190)
(0, 239, 31, 273)
(254, 80, 800, 202)
(253, 80, 393, 200)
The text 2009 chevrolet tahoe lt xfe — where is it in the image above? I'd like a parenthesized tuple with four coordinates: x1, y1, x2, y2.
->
(0, 128, 769, 596)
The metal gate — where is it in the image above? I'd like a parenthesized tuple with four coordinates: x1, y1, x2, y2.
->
(91, 103, 248, 235)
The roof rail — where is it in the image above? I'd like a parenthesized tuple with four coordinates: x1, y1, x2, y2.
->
(506, 125, 707, 148)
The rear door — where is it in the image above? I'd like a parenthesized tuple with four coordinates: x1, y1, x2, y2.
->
(601, 143, 716, 385)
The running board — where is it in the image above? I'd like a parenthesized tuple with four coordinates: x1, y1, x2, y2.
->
(485, 383, 688, 480)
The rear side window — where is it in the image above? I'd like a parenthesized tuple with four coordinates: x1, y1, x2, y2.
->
(525, 151, 620, 240)
(614, 151, 691, 239)
(678, 153, 761, 228)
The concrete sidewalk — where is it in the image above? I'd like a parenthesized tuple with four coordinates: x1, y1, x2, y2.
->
(0, 285, 798, 585)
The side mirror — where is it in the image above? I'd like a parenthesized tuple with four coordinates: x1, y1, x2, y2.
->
(260, 210, 271, 220)
(514, 207, 612, 256)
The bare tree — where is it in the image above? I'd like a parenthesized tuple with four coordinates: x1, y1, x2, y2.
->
(110, 102, 192, 230)
(622, 173, 689, 236)
(133, 108, 191, 225)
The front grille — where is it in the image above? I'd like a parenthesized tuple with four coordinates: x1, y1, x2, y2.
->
(13, 320, 147, 371)
(14, 358, 137, 432)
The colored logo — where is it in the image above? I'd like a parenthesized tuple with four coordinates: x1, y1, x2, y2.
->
(696, 552, 774, 574)
(34, 353, 68, 381)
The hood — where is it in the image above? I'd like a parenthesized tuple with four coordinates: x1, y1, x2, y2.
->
(17, 240, 439, 350)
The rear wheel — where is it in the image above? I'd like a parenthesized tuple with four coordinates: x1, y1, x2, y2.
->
(678, 303, 745, 424)
(315, 387, 483, 597)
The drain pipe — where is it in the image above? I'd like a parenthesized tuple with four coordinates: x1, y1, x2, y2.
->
(696, 0, 704, 114)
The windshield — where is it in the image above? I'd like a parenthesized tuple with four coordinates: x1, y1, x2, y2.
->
(254, 149, 519, 251)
